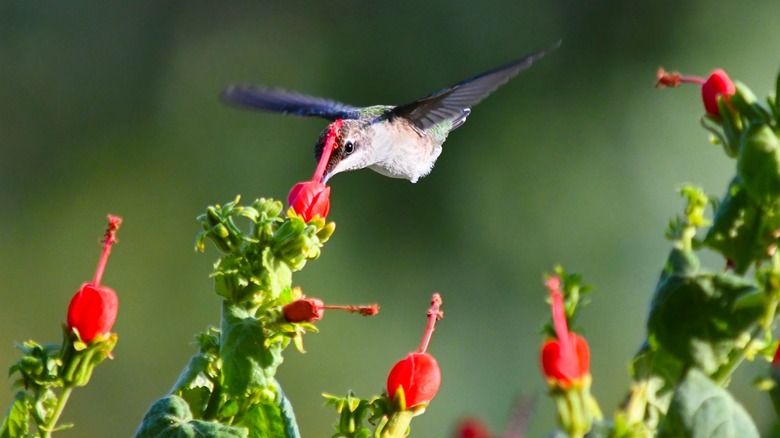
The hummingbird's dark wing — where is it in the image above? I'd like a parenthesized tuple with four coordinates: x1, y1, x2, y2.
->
(220, 85, 362, 120)
(390, 43, 559, 131)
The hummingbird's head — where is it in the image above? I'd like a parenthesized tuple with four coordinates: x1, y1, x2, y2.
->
(314, 119, 372, 183)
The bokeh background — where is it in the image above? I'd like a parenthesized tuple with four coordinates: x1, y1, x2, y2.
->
(2, 1, 780, 436)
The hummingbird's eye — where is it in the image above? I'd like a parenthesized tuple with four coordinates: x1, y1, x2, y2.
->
(344, 141, 355, 156)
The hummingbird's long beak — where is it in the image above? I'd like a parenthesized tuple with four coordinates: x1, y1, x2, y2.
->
(321, 172, 333, 184)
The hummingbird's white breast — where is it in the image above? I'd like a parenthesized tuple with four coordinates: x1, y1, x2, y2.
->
(367, 119, 443, 183)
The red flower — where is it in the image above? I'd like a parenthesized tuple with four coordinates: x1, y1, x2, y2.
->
(283, 297, 380, 323)
(656, 68, 735, 118)
(67, 283, 118, 342)
(454, 417, 491, 438)
(540, 276, 590, 387)
(387, 352, 441, 408)
(288, 181, 330, 221)
(283, 298, 325, 322)
(67, 215, 122, 342)
(701, 69, 735, 118)
(287, 120, 341, 221)
(386, 293, 443, 409)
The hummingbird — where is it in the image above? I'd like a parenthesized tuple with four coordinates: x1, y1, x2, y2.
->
(220, 43, 558, 183)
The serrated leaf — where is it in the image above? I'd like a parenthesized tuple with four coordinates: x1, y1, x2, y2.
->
(659, 369, 759, 438)
(1, 392, 30, 438)
(220, 303, 283, 397)
(703, 178, 764, 274)
(261, 247, 292, 299)
(648, 249, 764, 374)
(134, 395, 248, 438)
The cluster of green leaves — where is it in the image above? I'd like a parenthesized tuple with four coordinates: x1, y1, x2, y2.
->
(135, 197, 334, 438)
(603, 73, 780, 437)
(1, 328, 117, 438)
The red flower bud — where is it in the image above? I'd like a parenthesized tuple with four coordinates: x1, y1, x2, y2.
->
(283, 298, 324, 323)
(283, 297, 380, 322)
(67, 215, 121, 343)
(387, 352, 441, 408)
(67, 283, 118, 342)
(701, 69, 735, 118)
(288, 181, 330, 222)
(454, 417, 491, 438)
(656, 68, 735, 119)
(540, 276, 590, 388)
(541, 332, 590, 387)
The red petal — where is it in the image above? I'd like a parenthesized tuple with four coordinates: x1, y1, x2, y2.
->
(701, 69, 735, 117)
(67, 283, 118, 342)
(387, 352, 441, 407)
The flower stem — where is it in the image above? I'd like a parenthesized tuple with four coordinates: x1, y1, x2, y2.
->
(417, 293, 443, 354)
(40, 385, 74, 437)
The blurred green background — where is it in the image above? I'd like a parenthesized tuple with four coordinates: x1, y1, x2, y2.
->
(2, 1, 780, 436)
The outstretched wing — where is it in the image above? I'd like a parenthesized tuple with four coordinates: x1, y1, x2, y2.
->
(220, 85, 362, 120)
(390, 42, 560, 131)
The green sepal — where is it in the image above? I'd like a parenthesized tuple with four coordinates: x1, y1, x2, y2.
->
(658, 369, 759, 438)
(647, 249, 764, 375)
(220, 303, 283, 398)
(737, 123, 780, 207)
(134, 395, 248, 438)
(0, 392, 31, 438)
(60, 328, 118, 387)
(730, 82, 771, 124)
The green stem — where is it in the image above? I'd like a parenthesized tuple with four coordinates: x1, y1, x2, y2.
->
(712, 327, 763, 385)
(40, 386, 74, 437)
(379, 410, 414, 438)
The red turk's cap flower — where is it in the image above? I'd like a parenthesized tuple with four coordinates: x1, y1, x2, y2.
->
(656, 68, 735, 118)
(67, 283, 118, 342)
(387, 293, 444, 409)
(454, 417, 492, 438)
(288, 181, 331, 221)
(540, 276, 590, 387)
(701, 69, 735, 118)
(387, 352, 441, 408)
(283, 297, 380, 323)
(67, 215, 122, 342)
(283, 298, 325, 322)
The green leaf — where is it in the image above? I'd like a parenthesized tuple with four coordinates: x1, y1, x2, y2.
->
(261, 247, 291, 300)
(659, 369, 759, 438)
(134, 395, 248, 438)
(704, 178, 764, 274)
(648, 249, 764, 374)
(235, 383, 299, 438)
(220, 303, 283, 398)
(737, 123, 780, 207)
(1, 392, 30, 438)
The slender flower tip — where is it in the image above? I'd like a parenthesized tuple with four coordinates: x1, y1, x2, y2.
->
(387, 352, 441, 409)
(454, 417, 492, 438)
(104, 215, 123, 244)
(67, 283, 119, 342)
(283, 298, 325, 323)
(288, 180, 331, 221)
(545, 275, 561, 294)
(655, 68, 681, 88)
(701, 69, 735, 117)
